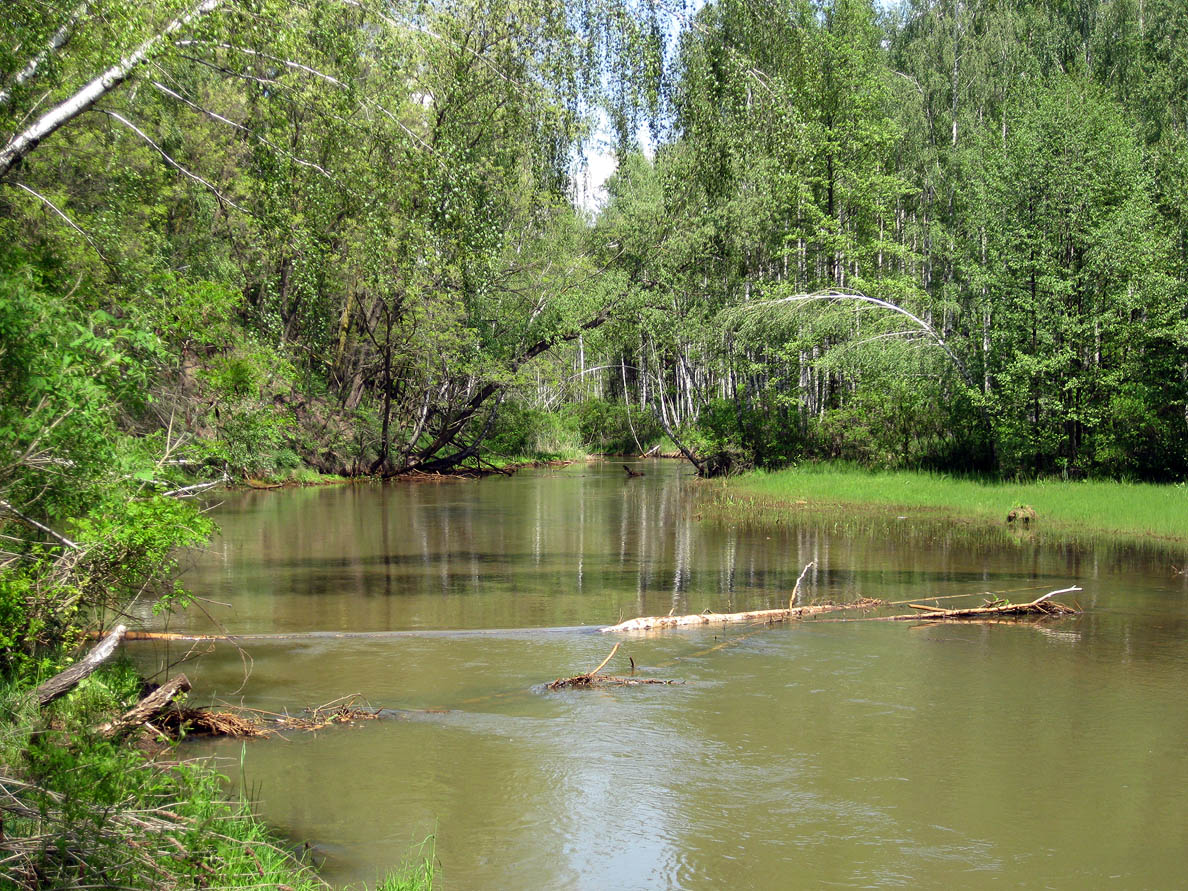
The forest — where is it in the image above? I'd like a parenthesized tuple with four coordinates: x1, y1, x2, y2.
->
(1, 0, 1186, 886)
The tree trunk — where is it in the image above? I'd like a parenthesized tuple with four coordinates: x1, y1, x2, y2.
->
(0, 0, 226, 181)
(34, 625, 126, 706)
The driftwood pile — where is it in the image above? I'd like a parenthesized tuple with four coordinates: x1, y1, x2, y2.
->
(158, 696, 386, 739)
(33, 629, 386, 739)
(547, 643, 680, 691)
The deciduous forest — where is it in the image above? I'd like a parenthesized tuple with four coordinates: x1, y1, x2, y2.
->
(2, 0, 1186, 886)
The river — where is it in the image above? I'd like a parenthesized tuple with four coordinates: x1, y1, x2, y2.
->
(127, 460, 1188, 888)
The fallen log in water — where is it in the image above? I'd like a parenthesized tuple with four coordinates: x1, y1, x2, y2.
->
(599, 598, 885, 633)
(885, 586, 1081, 621)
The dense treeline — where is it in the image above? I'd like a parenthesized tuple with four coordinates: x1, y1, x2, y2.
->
(5, 0, 1185, 490)
(566, 0, 1188, 481)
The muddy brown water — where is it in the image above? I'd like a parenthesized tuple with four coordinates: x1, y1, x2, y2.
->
(127, 460, 1188, 889)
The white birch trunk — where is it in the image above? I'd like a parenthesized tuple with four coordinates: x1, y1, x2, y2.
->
(0, 0, 226, 180)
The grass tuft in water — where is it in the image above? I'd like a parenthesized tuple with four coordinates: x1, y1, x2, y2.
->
(366, 837, 436, 890)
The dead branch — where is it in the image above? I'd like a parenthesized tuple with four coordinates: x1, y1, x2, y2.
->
(3, 181, 105, 258)
(789, 561, 816, 608)
(159, 475, 228, 497)
(95, 674, 191, 738)
(34, 624, 125, 706)
(885, 587, 1080, 622)
(100, 110, 245, 212)
(0, 498, 81, 551)
(546, 642, 680, 690)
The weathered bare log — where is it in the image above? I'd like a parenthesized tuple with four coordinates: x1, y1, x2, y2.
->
(96, 674, 191, 738)
(600, 598, 884, 633)
(34, 625, 126, 706)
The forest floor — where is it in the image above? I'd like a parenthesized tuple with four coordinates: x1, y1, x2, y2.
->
(714, 464, 1188, 545)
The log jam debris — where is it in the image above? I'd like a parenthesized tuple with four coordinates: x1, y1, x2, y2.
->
(885, 586, 1080, 621)
(547, 642, 681, 690)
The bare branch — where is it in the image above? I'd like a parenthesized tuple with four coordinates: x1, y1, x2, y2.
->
(159, 476, 228, 498)
(3, 180, 105, 258)
(173, 40, 345, 86)
(0, 497, 80, 551)
(149, 79, 335, 180)
(100, 110, 245, 212)
(175, 36, 439, 158)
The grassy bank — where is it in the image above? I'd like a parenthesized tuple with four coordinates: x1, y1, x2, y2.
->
(721, 464, 1188, 543)
(0, 664, 433, 890)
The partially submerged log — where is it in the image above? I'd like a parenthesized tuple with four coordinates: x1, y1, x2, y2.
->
(35, 624, 126, 706)
(547, 673, 678, 690)
(600, 598, 884, 633)
(244, 478, 283, 489)
(886, 586, 1080, 621)
(96, 673, 191, 738)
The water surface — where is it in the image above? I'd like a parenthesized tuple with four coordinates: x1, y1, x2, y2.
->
(128, 461, 1188, 888)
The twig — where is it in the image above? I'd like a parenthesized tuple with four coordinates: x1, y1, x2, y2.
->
(0, 498, 80, 550)
(589, 643, 620, 677)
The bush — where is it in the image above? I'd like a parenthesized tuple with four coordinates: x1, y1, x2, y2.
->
(566, 398, 661, 455)
(484, 402, 584, 460)
(684, 398, 806, 474)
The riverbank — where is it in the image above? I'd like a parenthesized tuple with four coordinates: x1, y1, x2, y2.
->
(717, 464, 1188, 544)
(0, 660, 435, 890)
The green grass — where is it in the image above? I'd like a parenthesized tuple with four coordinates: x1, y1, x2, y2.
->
(0, 666, 434, 891)
(367, 837, 436, 890)
(721, 463, 1188, 543)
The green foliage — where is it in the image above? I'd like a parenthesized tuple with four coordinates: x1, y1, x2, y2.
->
(0, 261, 214, 678)
(485, 402, 585, 461)
(194, 341, 299, 476)
(968, 74, 1187, 478)
(567, 398, 661, 455)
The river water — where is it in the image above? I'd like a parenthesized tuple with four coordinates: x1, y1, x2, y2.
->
(128, 460, 1188, 888)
